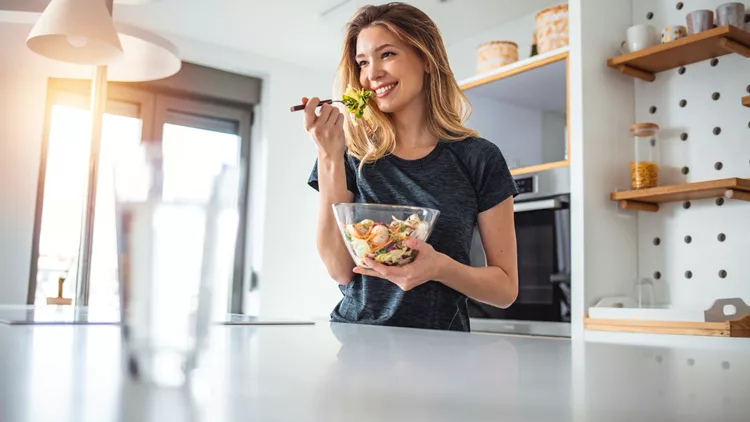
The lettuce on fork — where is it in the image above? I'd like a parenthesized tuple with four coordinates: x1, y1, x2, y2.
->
(341, 85, 373, 119)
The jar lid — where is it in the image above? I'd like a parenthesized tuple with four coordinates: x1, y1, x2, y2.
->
(630, 122, 659, 136)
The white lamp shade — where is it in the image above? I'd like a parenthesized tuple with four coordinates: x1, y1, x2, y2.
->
(26, 0, 124, 65)
(106, 22, 181, 82)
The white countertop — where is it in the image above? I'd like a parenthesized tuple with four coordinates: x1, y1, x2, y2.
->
(1, 316, 749, 422)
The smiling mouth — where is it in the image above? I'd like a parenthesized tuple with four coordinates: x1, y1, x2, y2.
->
(375, 82, 398, 98)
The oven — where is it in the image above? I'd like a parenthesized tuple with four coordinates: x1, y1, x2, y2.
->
(468, 166, 571, 337)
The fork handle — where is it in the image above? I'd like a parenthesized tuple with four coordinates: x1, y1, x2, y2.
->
(289, 99, 337, 112)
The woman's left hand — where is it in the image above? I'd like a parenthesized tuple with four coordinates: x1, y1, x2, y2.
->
(353, 238, 443, 291)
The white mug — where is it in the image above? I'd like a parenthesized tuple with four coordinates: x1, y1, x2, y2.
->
(620, 24, 659, 53)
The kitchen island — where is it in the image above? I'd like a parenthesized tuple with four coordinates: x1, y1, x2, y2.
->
(1, 314, 748, 422)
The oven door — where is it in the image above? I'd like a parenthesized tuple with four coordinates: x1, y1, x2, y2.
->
(468, 195, 570, 337)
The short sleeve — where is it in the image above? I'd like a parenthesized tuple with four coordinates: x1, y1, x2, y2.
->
(307, 150, 358, 194)
(472, 139, 519, 213)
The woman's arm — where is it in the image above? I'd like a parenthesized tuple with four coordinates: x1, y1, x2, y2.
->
(315, 151, 356, 286)
(302, 97, 356, 286)
(434, 197, 518, 308)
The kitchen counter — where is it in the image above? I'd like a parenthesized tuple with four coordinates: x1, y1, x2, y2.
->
(1, 317, 748, 422)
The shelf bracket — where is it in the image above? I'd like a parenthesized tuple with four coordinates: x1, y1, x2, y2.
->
(616, 65, 655, 82)
(618, 200, 659, 212)
(724, 189, 750, 202)
(719, 37, 750, 58)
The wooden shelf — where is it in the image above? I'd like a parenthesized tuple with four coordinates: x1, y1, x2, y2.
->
(584, 315, 750, 337)
(607, 25, 750, 82)
(611, 178, 750, 211)
(743, 96, 750, 107)
(459, 46, 568, 91)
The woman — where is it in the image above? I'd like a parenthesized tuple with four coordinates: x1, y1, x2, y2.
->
(303, 2, 519, 332)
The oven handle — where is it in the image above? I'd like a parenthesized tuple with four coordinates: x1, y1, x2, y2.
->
(513, 198, 562, 213)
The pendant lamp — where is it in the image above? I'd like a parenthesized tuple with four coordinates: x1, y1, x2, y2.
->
(26, 0, 124, 65)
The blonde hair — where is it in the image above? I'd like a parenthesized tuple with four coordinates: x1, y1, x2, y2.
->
(336, 2, 478, 169)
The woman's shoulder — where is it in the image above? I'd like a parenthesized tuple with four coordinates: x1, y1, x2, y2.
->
(443, 136, 506, 161)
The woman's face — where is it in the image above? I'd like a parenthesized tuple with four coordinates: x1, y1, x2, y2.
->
(356, 25, 427, 114)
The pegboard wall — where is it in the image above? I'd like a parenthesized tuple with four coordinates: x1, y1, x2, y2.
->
(630, 0, 750, 311)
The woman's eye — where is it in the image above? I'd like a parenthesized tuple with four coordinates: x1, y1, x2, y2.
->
(358, 60, 368, 67)
(382, 51, 395, 59)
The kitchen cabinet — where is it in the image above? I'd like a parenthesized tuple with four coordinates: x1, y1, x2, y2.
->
(459, 47, 569, 176)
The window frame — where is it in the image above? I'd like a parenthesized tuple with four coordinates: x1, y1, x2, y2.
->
(28, 77, 255, 315)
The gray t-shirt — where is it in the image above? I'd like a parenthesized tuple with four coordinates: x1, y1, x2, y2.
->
(308, 136, 518, 332)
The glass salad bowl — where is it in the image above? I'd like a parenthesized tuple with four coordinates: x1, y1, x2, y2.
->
(332, 203, 441, 268)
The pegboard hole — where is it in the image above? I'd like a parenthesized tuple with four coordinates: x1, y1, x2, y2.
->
(715, 161, 723, 170)
(680, 132, 688, 141)
(687, 358, 695, 366)
(646, 11, 654, 19)
(746, 84, 750, 94)
(683, 200, 691, 209)
(719, 270, 727, 279)
(654, 271, 661, 280)
(722, 361, 731, 370)
(649, 106, 657, 114)
(718, 233, 726, 242)
(679, 99, 687, 107)
(710, 58, 719, 67)
(716, 197, 725, 206)
(684, 235, 692, 244)
(685, 270, 693, 279)
(713, 127, 721, 135)
(676, 2, 684, 10)
(678, 66, 686, 75)
(712, 92, 720, 101)
(681, 166, 689, 175)
(650, 138, 656, 147)
(653, 237, 661, 246)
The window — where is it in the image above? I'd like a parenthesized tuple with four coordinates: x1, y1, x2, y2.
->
(29, 78, 254, 314)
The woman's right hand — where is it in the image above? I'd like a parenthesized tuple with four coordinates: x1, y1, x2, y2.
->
(301, 97, 345, 158)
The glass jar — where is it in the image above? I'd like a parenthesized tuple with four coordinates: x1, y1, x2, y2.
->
(630, 122, 660, 189)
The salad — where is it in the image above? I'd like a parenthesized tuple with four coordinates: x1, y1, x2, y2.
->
(341, 85, 374, 120)
(343, 214, 430, 267)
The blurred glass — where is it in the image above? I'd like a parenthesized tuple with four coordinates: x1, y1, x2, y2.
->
(114, 143, 240, 387)
(632, 277, 654, 309)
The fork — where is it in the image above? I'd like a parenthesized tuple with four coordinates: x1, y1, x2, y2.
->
(289, 99, 343, 112)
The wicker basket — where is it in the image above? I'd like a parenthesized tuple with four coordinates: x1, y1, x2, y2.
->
(476, 41, 518, 74)
(535, 4, 568, 54)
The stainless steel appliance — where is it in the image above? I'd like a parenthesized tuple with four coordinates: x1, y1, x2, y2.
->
(468, 166, 571, 337)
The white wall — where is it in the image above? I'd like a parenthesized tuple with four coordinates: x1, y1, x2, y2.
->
(446, 1, 565, 82)
(464, 94, 543, 169)
(0, 21, 343, 319)
(568, 0, 638, 337)
(542, 111, 567, 163)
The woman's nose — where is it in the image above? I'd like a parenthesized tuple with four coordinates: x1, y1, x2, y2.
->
(366, 63, 385, 82)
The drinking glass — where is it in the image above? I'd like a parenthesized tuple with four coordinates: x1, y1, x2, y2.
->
(113, 142, 240, 387)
